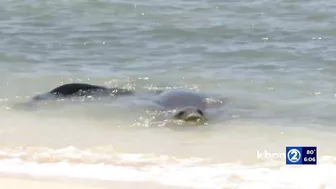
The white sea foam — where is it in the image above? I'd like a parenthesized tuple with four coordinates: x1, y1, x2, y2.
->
(0, 147, 335, 189)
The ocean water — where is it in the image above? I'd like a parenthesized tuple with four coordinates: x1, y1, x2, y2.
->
(1, 0, 336, 188)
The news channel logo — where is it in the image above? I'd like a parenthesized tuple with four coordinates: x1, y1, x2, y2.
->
(286, 146, 317, 165)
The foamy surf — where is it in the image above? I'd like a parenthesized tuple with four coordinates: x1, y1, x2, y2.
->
(0, 146, 336, 189)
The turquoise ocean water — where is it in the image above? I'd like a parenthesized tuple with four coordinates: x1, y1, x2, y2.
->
(0, 1, 336, 188)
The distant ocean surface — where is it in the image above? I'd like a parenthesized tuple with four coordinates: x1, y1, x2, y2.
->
(1, 0, 336, 188)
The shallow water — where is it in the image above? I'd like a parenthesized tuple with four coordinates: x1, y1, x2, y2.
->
(1, 0, 336, 188)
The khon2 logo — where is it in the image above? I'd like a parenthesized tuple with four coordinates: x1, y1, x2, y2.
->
(286, 146, 317, 165)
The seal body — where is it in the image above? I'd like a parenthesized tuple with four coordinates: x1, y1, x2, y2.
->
(32, 83, 134, 101)
(154, 90, 208, 122)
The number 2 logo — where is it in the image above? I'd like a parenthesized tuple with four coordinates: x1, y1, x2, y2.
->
(287, 149, 301, 163)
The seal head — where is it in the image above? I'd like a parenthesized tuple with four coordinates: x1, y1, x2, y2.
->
(173, 106, 205, 123)
(153, 90, 208, 123)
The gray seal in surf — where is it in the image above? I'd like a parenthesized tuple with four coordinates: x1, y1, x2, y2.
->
(151, 90, 227, 123)
(31, 83, 134, 101)
(12, 83, 134, 110)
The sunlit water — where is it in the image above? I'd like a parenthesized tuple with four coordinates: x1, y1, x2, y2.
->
(1, 0, 336, 188)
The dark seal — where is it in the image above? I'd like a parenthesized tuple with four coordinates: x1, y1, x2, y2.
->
(32, 83, 134, 101)
(152, 90, 227, 123)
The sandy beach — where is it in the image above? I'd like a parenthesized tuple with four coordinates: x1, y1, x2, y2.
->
(0, 177, 105, 189)
(0, 177, 192, 189)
